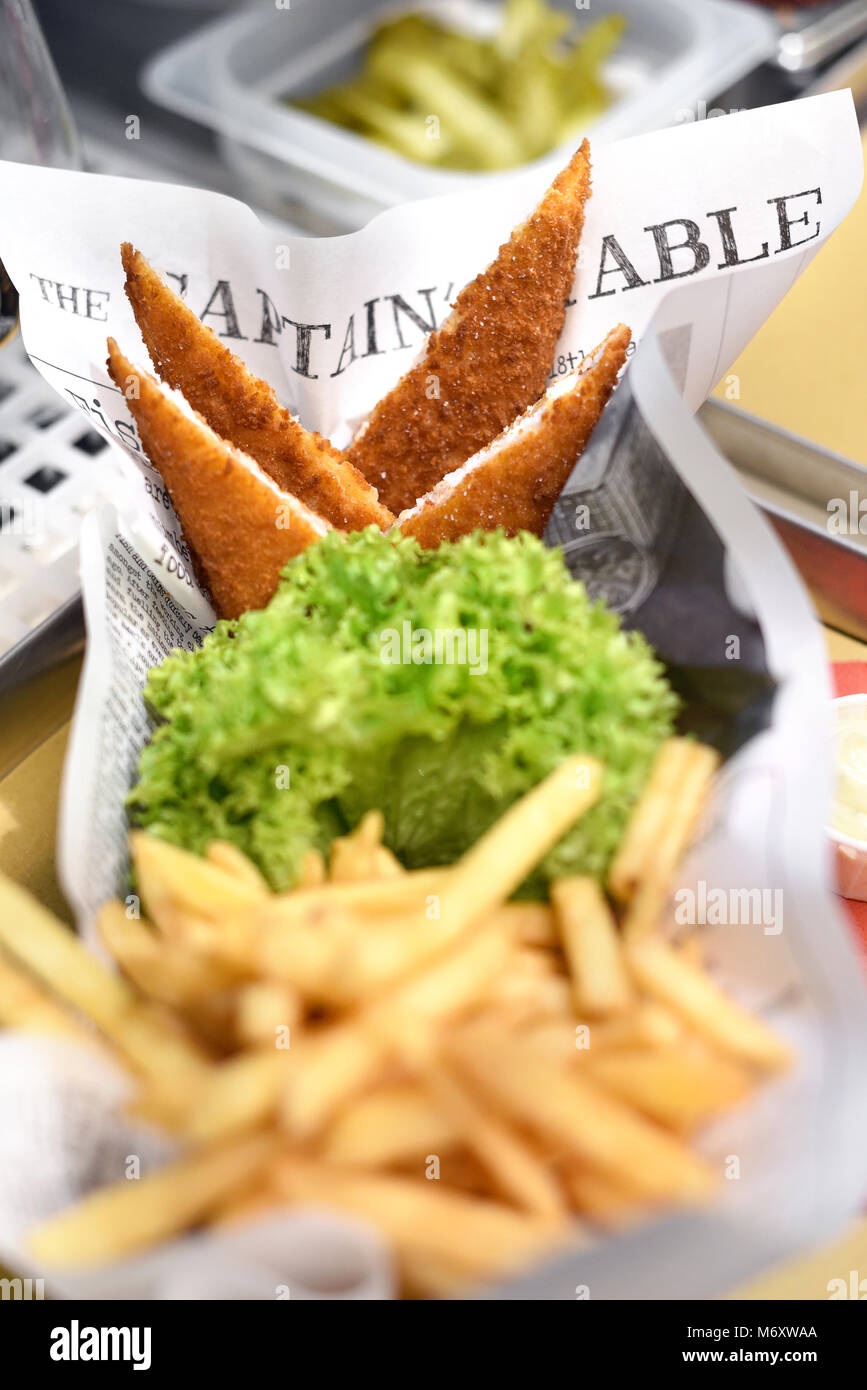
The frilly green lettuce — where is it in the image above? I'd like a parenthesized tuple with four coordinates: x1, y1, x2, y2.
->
(130, 528, 677, 893)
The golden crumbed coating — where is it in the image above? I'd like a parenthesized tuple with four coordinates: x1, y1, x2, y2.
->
(398, 325, 630, 549)
(120, 243, 393, 532)
(347, 142, 593, 514)
(106, 338, 329, 620)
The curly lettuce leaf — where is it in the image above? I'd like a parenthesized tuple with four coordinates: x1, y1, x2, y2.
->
(131, 529, 677, 892)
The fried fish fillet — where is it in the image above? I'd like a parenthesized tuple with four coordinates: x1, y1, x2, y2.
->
(398, 324, 630, 549)
(120, 243, 393, 532)
(348, 141, 593, 514)
(107, 338, 329, 619)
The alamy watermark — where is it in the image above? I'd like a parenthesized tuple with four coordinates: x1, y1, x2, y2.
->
(0, 1276, 44, 1299)
(827, 491, 867, 536)
(674, 880, 783, 935)
(380, 621, 488, 675)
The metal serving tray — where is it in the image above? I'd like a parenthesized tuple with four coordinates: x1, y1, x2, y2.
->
(775, 0, 867, 77)
(699, 401, 867, 643)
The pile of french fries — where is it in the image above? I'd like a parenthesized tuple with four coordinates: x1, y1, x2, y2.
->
(293, 5, 626, 171)
(0, 741, 790, 1298)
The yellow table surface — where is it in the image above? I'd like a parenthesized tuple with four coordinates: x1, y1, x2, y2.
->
(713, 131, 867, 467)
(0, 629, 864, 1299)
(0, 654, 80, 924)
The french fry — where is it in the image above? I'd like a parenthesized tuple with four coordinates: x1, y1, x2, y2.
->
(98, 900, 239, 1006)
(327, 810, 400, 883)
(511, 947, 561, 978)
(271, 1157, 568, 1284)
(518, 1017, 591, 1065)
(677, 934, 704, 969)
(620, 743, 720, 941)
(399, 1248, 477, 1299)
(520, 1002, 683, 1066)
(255, 909, 365, 1001)
(447, 1026, 713, 1203)
(234, 981, 303, 1047)
(625, 938, 792, 1072)
(322, 1083, 456, 1166)
(257, 896, 550, 1005)
(244, 867, 445, 928)
(374, 920, 513, 1034)
(279, 755, 596, 1024)
(0, 875, 132, 1018)
(259, 906, 463, 1004)
(211, 1185, 283, 1230)
(0, 945, 104, 1053)
(131, 981, 237, 1058)
(205, 840, 269, 893)
(371, 845, 405, 878)
(437, 1150, 491, 1196)
(429, 755, 603, 950)
(329, 815, 381, 882)
(485, 967, 573, 1025)
(28, 1130, 282, 1268)
(110, 1004, 218, 1083)
(282, 923, 513, 1140)
(419, 1060, 567, 1220)
(552, 875, 633, 1016)
(161, 910, 261, 973)
(128, 1074, 202, 1131)
(585, 1046, 752, 1133)
(563, 1166, 646, 1231)
(297, 848, 327, 888)
(183, 1047, 293, 1143)
(191, 919, 510, 1146)
(503, 902, 557, 947)
(0, 873, 208, 1082)
(280, 1023, 392, 1140)
(607, 739, 696, 902)
(631, 1002, 685, 1048)
(578, 1003, 684, 1054)
(357, 809, 385, 846)
(130, 831, 266, 929)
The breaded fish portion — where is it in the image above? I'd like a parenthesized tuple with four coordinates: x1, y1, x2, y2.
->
(120, 244, 393, 532)
(107, 338, 329, 619)
(348, 142, 593, 514)
(398, 324, 630, 549)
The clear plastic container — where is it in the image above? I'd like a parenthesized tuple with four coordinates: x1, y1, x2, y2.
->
(143, 0, 777, 230)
